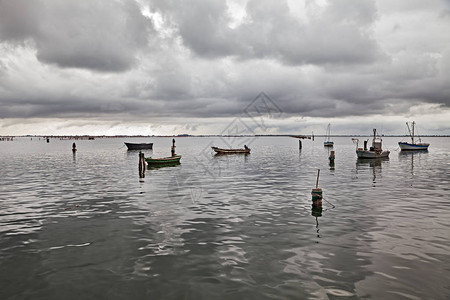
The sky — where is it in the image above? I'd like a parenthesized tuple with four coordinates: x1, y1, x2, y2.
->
(0, 0, 449, 136)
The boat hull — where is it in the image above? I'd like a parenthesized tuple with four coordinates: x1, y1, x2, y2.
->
(324, 141, 334, 147)
(145, 155, 181, 166)
(125, 142, 153, 150)
(356, 150, 390, 159)
(211, 147, 250, 154)
(398, 142, 429, 151)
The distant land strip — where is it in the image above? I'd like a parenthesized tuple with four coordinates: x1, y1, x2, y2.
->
(1, 134, 449, 139)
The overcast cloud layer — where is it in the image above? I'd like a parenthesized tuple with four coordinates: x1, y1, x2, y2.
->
(0, 0, 449, 135)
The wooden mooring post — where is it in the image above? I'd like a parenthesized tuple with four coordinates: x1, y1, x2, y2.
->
(171, 139, 176, 157)
(329, 150, 335, 170)
(139, 152, 146, 178)
(329, 150, 335, 161)
(311, 169, 322, 207)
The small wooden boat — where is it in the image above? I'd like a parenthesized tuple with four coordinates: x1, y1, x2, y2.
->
(211, 146, 250, 154)
(398, 121, 429, 151)
(324, 123, 334, 147)
(125, 142, 153, 150)
(145, 155, 181, 166)
(354, 129, 390, 159)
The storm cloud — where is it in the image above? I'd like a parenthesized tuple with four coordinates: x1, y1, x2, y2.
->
(0, 0, 153, 72)
(0, 0, 449, 135)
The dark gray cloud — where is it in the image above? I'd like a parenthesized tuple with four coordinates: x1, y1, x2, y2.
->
(150, 0, 240, 58)
(150, 0, 381, 65)
(0, 0, 154, 72)
(0, 0, 449, 134)
(0, 0, 40, 41)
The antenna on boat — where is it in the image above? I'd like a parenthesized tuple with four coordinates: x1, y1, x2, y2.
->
(406, 122, 414, 144)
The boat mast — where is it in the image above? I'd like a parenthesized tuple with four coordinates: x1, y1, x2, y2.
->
(406, 122, 414, 144)
(328, 124, 330, 142)
(412, 121, 415, 144)
(325, 124, 331, 142)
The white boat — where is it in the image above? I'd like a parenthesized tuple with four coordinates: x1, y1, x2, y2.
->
(354, 129, 390, 159)
(324, 123, 334, 147)
(398, 121, 429, 151)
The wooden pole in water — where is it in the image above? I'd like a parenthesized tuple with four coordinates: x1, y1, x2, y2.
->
(139, 152, 146, 178)
(329, 150, 335, 161)
(315, 169, 320, 188)
(299, 139, 302, 149)
(171, 138, 176, 157)
(312, 169, 322, 205)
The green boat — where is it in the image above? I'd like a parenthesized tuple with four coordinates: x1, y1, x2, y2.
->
(145, 155, 182, 166)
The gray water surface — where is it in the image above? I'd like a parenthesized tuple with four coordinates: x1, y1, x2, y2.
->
(1, 136, 449, 299)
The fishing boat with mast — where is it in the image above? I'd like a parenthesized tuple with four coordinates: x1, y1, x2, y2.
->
(353, 129, 390, 159)
(324, 123, 333, 147)
(398, 121, 429, 151)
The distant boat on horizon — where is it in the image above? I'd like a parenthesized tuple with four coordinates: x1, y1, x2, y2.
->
(324, 123, 334, 147)
(398, 121, 429, 151)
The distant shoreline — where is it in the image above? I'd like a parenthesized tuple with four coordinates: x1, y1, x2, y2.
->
(1, 134, 449, 138)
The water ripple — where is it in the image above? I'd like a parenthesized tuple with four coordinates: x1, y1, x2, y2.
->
(0, 137, 449, 299)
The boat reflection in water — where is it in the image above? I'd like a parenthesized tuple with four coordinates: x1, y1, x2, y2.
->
(398, 150, 428, 176)
(356, 157, 388, 184)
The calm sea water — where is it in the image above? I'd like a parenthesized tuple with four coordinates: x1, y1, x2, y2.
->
(1, 136, 449, 299)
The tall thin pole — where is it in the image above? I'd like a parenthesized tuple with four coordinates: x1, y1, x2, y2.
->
(315, 169, 320, 188)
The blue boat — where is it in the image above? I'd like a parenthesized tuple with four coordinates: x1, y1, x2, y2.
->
(398, 122, 429, 151)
